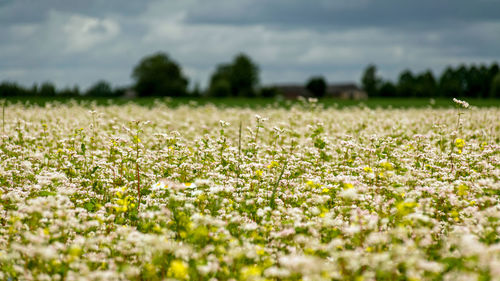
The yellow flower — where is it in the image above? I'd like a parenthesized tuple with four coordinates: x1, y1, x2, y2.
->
(363, 166, 373, 173)
(256, 247, 266, 256)
(241, 265, 262, 280)
(168, 260, 188, 280)
(455, 138, 465, 148)
(457, 184, 469, 196)
(343, 183, 354, 189)
(267, 161, 279, 169)
(380, 161, 393, 170)
(255, 170, 263, 177)
(396, 201, 419, 216)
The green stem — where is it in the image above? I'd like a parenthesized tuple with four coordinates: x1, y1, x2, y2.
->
(270, 161, 287, 210)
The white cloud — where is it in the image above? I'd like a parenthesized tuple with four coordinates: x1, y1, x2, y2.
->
(60, 13, 120, 53)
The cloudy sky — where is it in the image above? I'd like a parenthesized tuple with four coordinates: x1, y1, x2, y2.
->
(1, 0, 499, 90)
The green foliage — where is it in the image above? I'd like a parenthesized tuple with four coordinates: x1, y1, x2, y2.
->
(132, 52, 189, 97)
(39, 82, 57, 97)
(209, 66, 232, 97)
(366, 62, 499, 98)
(305, 76, 327, 98)
(361, 64, 381, 96)
(259, 86, 279, 98)
(379, 81, 397, 97)
(86, 80, 114, 97)
(208, 53, 259, 97)
(490, 73, 500, 98)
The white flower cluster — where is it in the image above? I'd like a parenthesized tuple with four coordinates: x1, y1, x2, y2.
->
(0, 102, 498, 280)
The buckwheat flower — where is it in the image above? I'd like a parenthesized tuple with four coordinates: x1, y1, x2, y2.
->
(151, 180, 166, 192)
(184, 182, 197, 189)
(453, 98, 469, 108)
(340, 188, 358, 200)
(264, 266, 290, 278)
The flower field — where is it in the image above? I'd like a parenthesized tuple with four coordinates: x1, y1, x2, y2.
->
(0, 101, 499, 280)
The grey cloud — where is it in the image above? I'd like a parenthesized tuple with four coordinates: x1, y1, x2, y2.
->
(0, 0, 499, 90)
(0, 0, 152, 24)
(185, 0, 500, 29)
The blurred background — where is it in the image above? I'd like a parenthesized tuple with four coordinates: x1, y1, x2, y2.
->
(1, 0, 499, 102)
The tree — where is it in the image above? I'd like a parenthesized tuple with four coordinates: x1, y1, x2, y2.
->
(230, 54, 259, 97)
(306, 76, 327, 98)
(415, 70, 437, 97)
(490, 73, 500, 98)
(0, 81, 28, 97)
(209, 64, 232, 97)
(39, 82, 57, 97)
(59, 85, 80, 98)
(210, 80, 231, 98)
(379, 81, 397, 97)
(86, 80, 113, 97)
(397, 70, 416, 98)
(208, 53, 259, 97)
(260, 86, 279, 98)
(464, 65, 483, 98)
(439, 67, 463, 98)
(361, 64, 381, 97)
(132, 52, 188, 97)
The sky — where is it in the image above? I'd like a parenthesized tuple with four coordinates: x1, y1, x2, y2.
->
(1, 0, 499, 90)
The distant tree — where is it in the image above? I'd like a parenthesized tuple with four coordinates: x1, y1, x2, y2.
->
(210, 79, 231, 98)
(86, 80, 113, 97)
(209, 64, 232, 97)
(478, 65, 490, 98)
(490, 73, 500, 98)
(0, 81, 29, 97)
(489, 63, 499, 79)
(379, 81, 397, 97)
(59, 85, 80, 98)
(208, 53, 259, 97)
(113, 87, 127, 98)
(260, 86, 280, 98)
(132, 52, 188, 97)
(306, 76, 327, 98)
(487, 63, 499, 96)
(31, 83, 39, 96)
(230, 54, 259, 97)
(191, 83, 202, 97)
(415, 70, 437, 97)
(361, 64, 381, 97)
(39, 82, 57, 97)
(397, 70, 416, 98)
(465, 65, 484, 98)
(439, 67, 463, 98)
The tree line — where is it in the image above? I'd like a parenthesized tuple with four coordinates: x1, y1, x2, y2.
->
(362, 63, 500, 98)
(1, 51, 499, 98)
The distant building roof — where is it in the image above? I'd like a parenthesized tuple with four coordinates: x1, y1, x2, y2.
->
(273, 84, 312, 99)
(326, 83, 360, 94)
(271, 82, 367, 100)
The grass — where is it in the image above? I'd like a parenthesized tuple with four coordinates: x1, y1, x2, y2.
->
(2, 96, 500, 108)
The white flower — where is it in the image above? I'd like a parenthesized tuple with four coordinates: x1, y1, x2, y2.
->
(151, 180, 166, 192)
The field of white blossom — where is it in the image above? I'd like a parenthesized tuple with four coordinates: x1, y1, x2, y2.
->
(0, 100, 499, 281)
